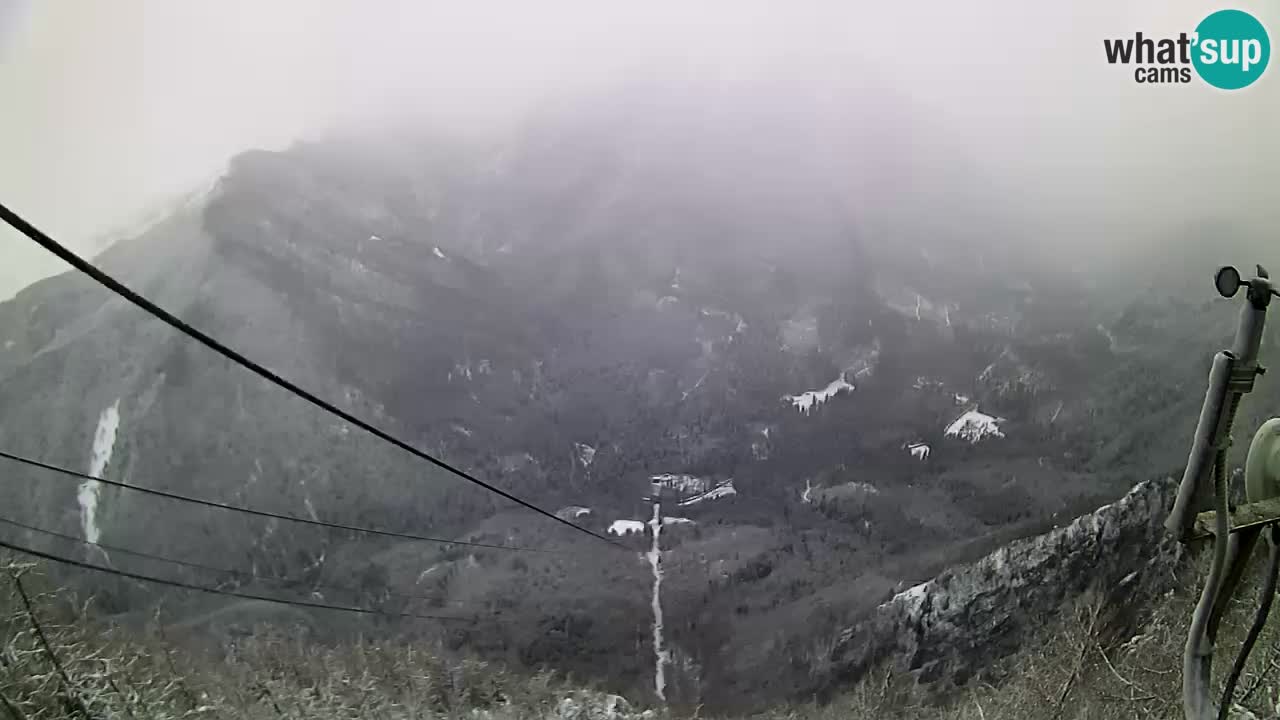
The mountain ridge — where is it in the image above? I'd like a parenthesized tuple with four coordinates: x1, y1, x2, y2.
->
(0, 98, 1264, 708)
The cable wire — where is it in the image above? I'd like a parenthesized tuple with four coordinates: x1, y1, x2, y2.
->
(1218, 525, 1280, 720)
(0, 515, 447, 604)
(0, 449, 561, 554)
(0, 537, 477, 623)
(0, 201, 622, 549)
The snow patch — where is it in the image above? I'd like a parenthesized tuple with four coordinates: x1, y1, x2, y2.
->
(449, 360, 491, 383)
(79, 400, 121, 546)
(783, 374, 854, 415)
(575, 442, 596, 467)
(680, 370, 709, 401)
(305, 549, 327, 573)
(646, 501, 669, 701)
(677, 480, 737, 506)
(451, 424, 473, 438)
(845, 482, 880, 495)
(699, 307, 747, 334)
(558, 506, 592, 520)
(650, 474, 738, 506)
(1097, 323, 1120, 353)
(907, 442, 931, 461)
(945, 409, 1005, 443)
(415, 565, 440, 584)
(662, 517, 694, 526)
(889, 582, 929, 605)
(433, 246, 447, 259)
(650, 474, 707, 494)
(608, 520, 646, 536)
(954, 393, 971, 405)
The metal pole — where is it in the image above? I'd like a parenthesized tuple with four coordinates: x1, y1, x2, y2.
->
(1175, 267, 1273, 720)
(1169, 271, 1272, 537)
(1167, 352, 1233, 537)
(1208, 290, 1271, 634)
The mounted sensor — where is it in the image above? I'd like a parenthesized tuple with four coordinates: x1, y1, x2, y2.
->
(1246, 418, 1280, 503)
(1216, 265, 1242, 298)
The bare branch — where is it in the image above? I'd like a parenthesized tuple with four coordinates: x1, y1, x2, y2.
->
(0, 690, 27, 720)
(103, 661, 138, 720)
(1238, 639, 1280, 704)
(1097, 640, 1158, 703)
(9, 571, 92, 719)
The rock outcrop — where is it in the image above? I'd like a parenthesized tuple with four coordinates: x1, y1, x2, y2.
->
(820, 477, 1181, 694)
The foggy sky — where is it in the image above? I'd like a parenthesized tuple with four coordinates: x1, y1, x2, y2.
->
(2, 0, 1278, 299)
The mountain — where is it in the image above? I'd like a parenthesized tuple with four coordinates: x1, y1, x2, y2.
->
(1, 80, 1273, 711)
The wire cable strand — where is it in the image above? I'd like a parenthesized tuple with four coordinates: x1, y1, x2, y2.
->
(0, 201, 622, 549)
(0, 515, 448, 604)
(0, 449, 561, 554)
(0, 537, 478, 623)
(1218, 525, 1280, 720)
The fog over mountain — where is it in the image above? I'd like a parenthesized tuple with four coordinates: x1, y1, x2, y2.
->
(3, 0, 1280, 299)
(3, 1, 1280, 716)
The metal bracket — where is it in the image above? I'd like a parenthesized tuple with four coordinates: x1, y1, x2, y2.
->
(1228, 365, 1260, 394)
(1199, 420, 1280, 541)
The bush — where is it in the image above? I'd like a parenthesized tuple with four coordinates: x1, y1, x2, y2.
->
(0, 555, 663, 720)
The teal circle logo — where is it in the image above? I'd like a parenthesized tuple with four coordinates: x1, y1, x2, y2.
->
(1193, 9, 1270, 89)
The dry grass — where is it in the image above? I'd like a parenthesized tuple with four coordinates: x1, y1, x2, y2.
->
(8, 549, 1280, 720)
(0, 557, 661, 720)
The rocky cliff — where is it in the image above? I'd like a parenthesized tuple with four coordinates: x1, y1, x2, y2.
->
(816, 477, 1182, 698)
